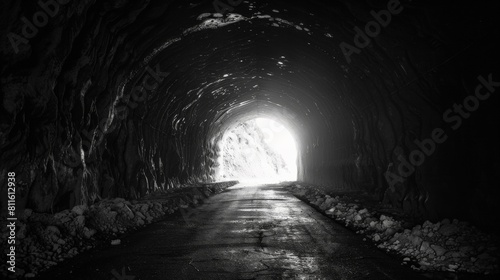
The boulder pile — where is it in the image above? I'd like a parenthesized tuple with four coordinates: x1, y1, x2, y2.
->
(288, 183, 499, 275)
(0, 181, 238, 279)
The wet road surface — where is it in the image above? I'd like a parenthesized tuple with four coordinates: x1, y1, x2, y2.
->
(36, 183, 427, 280)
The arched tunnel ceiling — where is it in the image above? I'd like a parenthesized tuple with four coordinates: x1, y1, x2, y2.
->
(125, 10, 345, 139)
(1, 0, 499, 230)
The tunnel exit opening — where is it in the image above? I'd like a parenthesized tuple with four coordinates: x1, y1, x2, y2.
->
(217, 118, 297, 184)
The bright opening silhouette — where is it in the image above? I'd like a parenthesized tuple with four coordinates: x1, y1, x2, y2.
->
(217, 118, 297, 184)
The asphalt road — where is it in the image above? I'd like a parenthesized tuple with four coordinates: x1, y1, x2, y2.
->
(36, 183, 427, 280)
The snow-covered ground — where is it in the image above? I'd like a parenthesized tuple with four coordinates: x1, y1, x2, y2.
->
(287, 183, 499, 275)
(0, 181, 238, 279)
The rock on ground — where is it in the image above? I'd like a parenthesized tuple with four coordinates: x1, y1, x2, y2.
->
(287, 183, 499, 275)
(0, 181, 238, 279)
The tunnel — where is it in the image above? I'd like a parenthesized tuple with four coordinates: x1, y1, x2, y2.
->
(1, 0, 499, 279)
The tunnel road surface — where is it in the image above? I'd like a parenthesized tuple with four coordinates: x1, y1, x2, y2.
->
(36, 183, 427, 280)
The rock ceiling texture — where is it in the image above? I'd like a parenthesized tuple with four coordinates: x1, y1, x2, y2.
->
(0, 0, 499, 230)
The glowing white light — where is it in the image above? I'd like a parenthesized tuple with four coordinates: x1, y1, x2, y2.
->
(255, 118, 297, 181)
(218, 117, 298, 183)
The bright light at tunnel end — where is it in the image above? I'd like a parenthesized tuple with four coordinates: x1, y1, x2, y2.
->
(216, 117, 297, 184)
